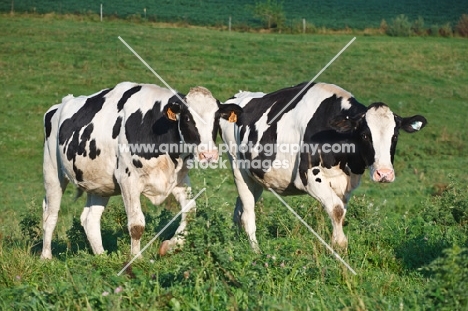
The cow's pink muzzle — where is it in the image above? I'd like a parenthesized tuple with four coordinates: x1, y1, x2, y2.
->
(373, 168, 395, 183)
(198, 150, 219, 162)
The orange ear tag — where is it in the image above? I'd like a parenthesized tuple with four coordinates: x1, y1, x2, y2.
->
(228, 111, 237, 123)
(167, 108, 177, 121)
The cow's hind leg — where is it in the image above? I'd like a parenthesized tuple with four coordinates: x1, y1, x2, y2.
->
(159, 177, 194, 256)
(42, 140, 69, 260)
(232, 170, 263, 253)
(305, 168, 348, 249)
(80, 194, 109, 255)
(41, 178, 68, 259)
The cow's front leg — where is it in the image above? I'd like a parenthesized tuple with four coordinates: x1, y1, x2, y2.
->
(159, 180, 194, 256)
(120, 183, 145, 257)
(305, 168, 348, 249)
(232, 170, 263, 253)
(326, 202, 348, 249)
(81, 194, 109, 255)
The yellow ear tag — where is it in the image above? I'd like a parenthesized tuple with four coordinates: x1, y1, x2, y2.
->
(228, 111, 237, 123)
(167, 108, 177, 121)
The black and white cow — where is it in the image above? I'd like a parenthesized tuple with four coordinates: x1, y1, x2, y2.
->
(42, 82, 242, 259)
(220, 82, 427, 251)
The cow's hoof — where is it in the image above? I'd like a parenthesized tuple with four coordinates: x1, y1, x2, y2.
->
(159, 240, 171, 256)
(331, 238, 348, 253)
(40, 252, 52, 260)
(251, 242, 262, 254)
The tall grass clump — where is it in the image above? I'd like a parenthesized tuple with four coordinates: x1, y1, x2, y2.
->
(456, 14, 468, 37)
(439, 23, 453, 37)
(429, 24, 441, 37)
(386, 14, 412, 36)
(422, 181, 468, 227)
(411, 16, 426, 36)
(420, 246, 468, 310)
(379, 19, 388, 34)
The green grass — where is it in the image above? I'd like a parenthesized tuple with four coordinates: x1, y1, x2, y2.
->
(1, 0, 465, 30)
(0, 14, 467, 310)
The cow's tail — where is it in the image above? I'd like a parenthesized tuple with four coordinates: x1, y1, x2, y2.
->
(74, 188, 84, 202)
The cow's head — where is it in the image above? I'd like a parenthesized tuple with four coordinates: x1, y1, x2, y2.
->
(330, 103, 427, 182)
(163, 86, 242, 162)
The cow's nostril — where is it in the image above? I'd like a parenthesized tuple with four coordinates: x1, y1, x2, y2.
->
(375, 169, 395, 182)
(198, 151, 219, 162)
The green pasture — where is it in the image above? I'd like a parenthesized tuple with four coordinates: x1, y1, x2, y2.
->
(1, 0, 464, 30)
(0, 14, 467, 310)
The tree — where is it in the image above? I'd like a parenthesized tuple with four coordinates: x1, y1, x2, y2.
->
(252, 0, 285, 29)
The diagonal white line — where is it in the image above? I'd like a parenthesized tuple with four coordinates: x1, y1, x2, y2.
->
(117, 188, 206, 276)
(118, 36, 206, 125)
(268, 188, 357, 275)
(268, 37, 356, 125)
(118, 36, 184, 102)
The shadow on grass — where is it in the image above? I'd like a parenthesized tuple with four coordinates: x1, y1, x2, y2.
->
(65, 217, 126, 256)
(394, 235, 451, 273)
(149, 209, 180, 242)
(17, 207, 182, 259)
(62, 209, 180, 258)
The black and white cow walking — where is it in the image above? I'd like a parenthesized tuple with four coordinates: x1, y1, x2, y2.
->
(42, 82, 242, 259)
(220, 82, 427, 251)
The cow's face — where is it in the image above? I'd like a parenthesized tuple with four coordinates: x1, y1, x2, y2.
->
(330, 103, 427, 182)
(164, 87, 242, 162)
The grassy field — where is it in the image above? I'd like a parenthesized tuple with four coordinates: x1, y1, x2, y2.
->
(2, 0, 466, 30)
(0, 14, 468, 310)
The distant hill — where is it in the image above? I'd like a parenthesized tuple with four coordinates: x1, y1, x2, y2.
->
(3, 0, 466, 29)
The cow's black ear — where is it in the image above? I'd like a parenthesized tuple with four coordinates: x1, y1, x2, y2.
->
(329, 113, 364, 133)
(218, 102, 243, 123)
(398, 115, 427, 133)
(164, 102, 181, 121)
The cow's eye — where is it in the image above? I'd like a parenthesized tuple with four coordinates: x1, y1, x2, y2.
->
(361, 133, 370, 141)
(185, 116, 191, 122)
(392, 134, 398, 141)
